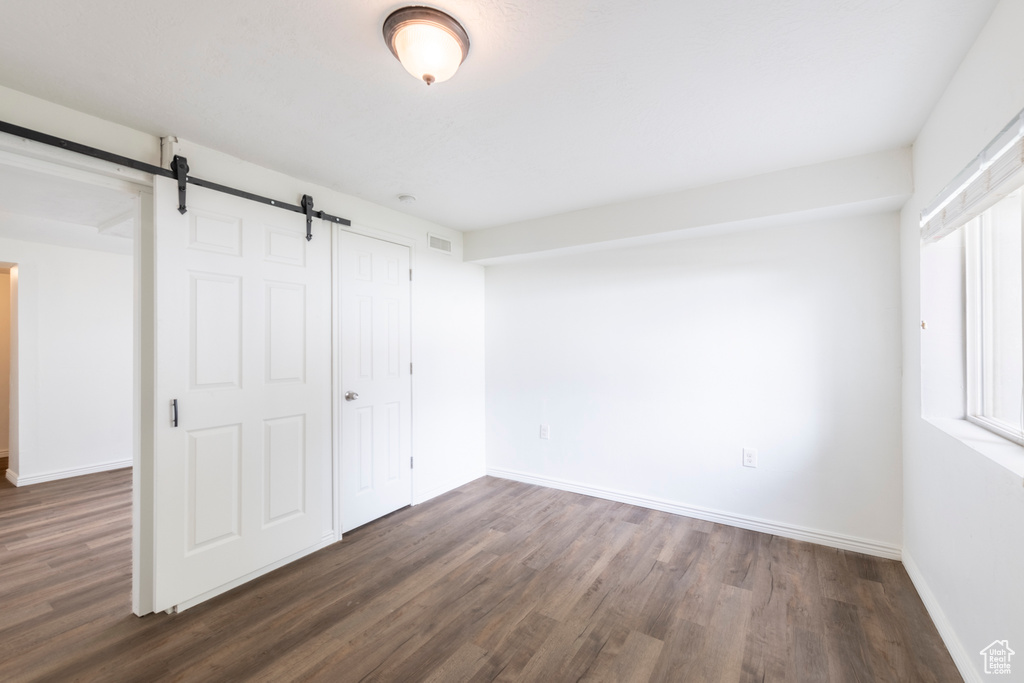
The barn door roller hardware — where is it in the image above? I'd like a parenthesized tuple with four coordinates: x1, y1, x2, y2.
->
(0, 119, 352, 238)
(301, 194, 315, 242)
(172, 155, 189, 214)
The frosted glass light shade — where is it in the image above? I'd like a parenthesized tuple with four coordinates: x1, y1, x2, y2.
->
(384, 7, 470, 86)
(393, 23, 462, 84)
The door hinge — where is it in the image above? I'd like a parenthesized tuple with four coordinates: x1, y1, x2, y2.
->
(410, 456, 414, 469)
(409, 268, 412, 281)
(410, 362, 413, 375)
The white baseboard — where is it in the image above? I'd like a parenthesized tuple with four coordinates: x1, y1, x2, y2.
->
(413, 468, 487, 506)
(902, 550, 980, 683)
(486, 467, 902, 561)
(7, 459, 132, 487)
(172, 533, 339, 614)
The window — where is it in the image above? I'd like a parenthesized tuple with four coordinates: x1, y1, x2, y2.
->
(920, 106, 1024, 448)
(965, 189, 1024, 445)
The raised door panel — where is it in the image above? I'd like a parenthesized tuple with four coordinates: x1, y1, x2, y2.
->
(189, 211, 242, 256)
(265, 282, 306, 384)
(385, 402, 401, 481)
(356, 406, 373, 492)
(357, 296, 373, 379)
(187, 424, 242, 552)
(190, 273, 242, 390)
(264, 225, 306, 266)
(386, 299, 400, 378)
(264, 415, 306, 525)
(385, 257, 399, 285)
(355, 251, 372, 281)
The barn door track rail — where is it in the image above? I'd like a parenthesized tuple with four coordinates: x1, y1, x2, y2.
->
(0, 119, 351, 240)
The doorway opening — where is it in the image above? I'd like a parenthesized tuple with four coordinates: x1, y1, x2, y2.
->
(0, 138, 150, 612)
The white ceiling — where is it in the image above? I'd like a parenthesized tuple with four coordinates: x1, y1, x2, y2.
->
(0, 0, 997, 231)
(0, 164, 136, 253)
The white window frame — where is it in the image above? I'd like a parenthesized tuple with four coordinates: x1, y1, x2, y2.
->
(920, 106, 1024, 449)
(963, 191, 1024, 447)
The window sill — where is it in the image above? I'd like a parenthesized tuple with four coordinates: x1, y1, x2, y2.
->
(924, 416, 1024, 483)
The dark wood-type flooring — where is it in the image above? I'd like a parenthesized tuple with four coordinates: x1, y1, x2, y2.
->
(0, 469, 961, 682)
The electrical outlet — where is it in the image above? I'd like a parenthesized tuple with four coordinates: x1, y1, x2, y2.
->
(539, 424, 551, 440)
(742, 448, 758, 468)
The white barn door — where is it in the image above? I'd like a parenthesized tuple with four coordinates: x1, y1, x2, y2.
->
(153, 177, 331, 612)
(339, 231, 412, 532)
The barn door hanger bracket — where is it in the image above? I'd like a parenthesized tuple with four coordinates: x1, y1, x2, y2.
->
(172, 155, 189, 214)
(301, 194, 315, 241)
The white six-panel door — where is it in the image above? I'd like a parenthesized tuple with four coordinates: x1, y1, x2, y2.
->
(339, 231, 412, 532)
(153, 177, 331, 612)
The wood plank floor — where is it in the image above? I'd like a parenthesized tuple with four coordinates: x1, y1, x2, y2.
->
(0, 470, 961, 682)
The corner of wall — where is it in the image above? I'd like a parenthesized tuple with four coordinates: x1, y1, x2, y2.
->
(902, 550, 983, 683)
(901, 2, 1024, 680)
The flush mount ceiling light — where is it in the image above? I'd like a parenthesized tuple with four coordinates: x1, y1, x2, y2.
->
(383, 6, 470, 85)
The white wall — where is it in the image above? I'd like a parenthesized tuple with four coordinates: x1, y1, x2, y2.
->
(1, 238, 133, 484)
(902, 1, 1024, 679)
(486, 214, 903, 554)
(411, 249, 487, 503)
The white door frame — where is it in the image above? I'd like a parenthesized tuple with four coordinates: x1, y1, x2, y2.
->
(332, 222, 417, 539)
(0, 131, 155, 615)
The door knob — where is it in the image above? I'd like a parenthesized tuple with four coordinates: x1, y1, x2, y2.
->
(345, 391, 359, 401)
